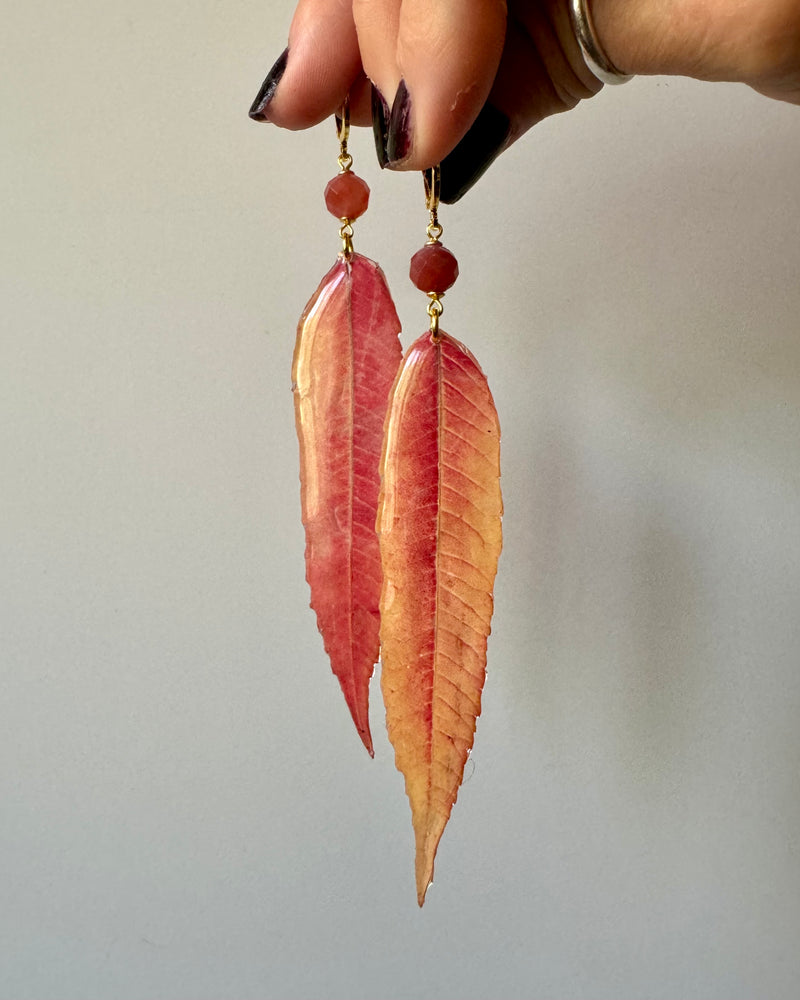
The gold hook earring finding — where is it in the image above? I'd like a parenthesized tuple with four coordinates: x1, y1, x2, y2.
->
(423, 166, 443, 243)
(423, 165, 440, 214)
(336, 98, 353, 172)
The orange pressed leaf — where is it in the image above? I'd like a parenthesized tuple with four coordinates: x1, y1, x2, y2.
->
(293, 253, 402, 756)
(378, 330, 503, 904)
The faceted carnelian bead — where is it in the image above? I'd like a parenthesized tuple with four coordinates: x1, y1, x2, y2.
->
(409, 243, 459, 295)
(324, 171, 370, 220)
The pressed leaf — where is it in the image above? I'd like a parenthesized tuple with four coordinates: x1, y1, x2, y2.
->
(293, 252, 402, 756)
(378, 330, 502, 904)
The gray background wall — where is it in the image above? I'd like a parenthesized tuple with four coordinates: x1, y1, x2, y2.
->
(2, 2, 799, 998)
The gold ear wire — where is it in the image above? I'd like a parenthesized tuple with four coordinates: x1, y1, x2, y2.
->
(335, 98, 353, 172)
(423, 164, 440, 213)
(423, 166, 443, 244)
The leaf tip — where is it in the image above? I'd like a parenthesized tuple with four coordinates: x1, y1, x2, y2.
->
(346, 700, 374, 757)
(362, 734, 375, 759)
(417, 876, 432, 908)
(415, 850, 435, 907)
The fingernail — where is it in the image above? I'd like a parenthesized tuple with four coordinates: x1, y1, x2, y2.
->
(439, 104, 511, 203)
(386, 80, 412, 165)
(371, 84, 390, 168)
(248, 47, 289, 122)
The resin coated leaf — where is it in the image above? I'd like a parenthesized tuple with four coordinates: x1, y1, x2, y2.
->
(378, 330, 502, 904)
(293, 253, 402, 756)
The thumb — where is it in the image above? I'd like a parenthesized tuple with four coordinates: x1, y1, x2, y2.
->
(365, 0, 508, 169)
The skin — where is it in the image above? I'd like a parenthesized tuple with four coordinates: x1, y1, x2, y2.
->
(256, 0, 800, 183)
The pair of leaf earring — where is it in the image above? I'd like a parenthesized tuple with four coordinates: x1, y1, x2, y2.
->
(290, 102, 503, 906)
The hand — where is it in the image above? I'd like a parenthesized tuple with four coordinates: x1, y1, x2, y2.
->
(249, 0, 800, 202)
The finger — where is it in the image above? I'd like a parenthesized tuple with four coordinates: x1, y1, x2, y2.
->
(351, 0, 402, 164)
(439, 6, 600, 203)
(358, 0, 507, 169)
(490, 4, 600, 140)
(395, 0, 507, 167)
(249, 0, 363, 129)
(352, 0, 402, 98)
(348, 73, 375, 127)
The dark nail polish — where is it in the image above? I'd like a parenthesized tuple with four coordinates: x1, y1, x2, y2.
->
(386, 80, 412, 165)
(371, 84, 390, 168)
(248, 47, 289, 122)
(439, 104, 511, 204)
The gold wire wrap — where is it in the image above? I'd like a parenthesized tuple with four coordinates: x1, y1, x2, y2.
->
(339, 220, 355, 257)
(427, 293, 443, 339)
(426, 219, 443, 243)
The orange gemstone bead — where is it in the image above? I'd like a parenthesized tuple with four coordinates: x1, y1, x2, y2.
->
(409, 243, 459, 295)
(324, 172, 370, 220)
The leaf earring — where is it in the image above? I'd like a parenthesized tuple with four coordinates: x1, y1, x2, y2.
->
(378, 168, 504, 905)
(292, 102, 403, 756)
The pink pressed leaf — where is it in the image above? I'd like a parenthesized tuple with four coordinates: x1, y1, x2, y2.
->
(292, 253, 402, 755)
(378, 330, 503, 903)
